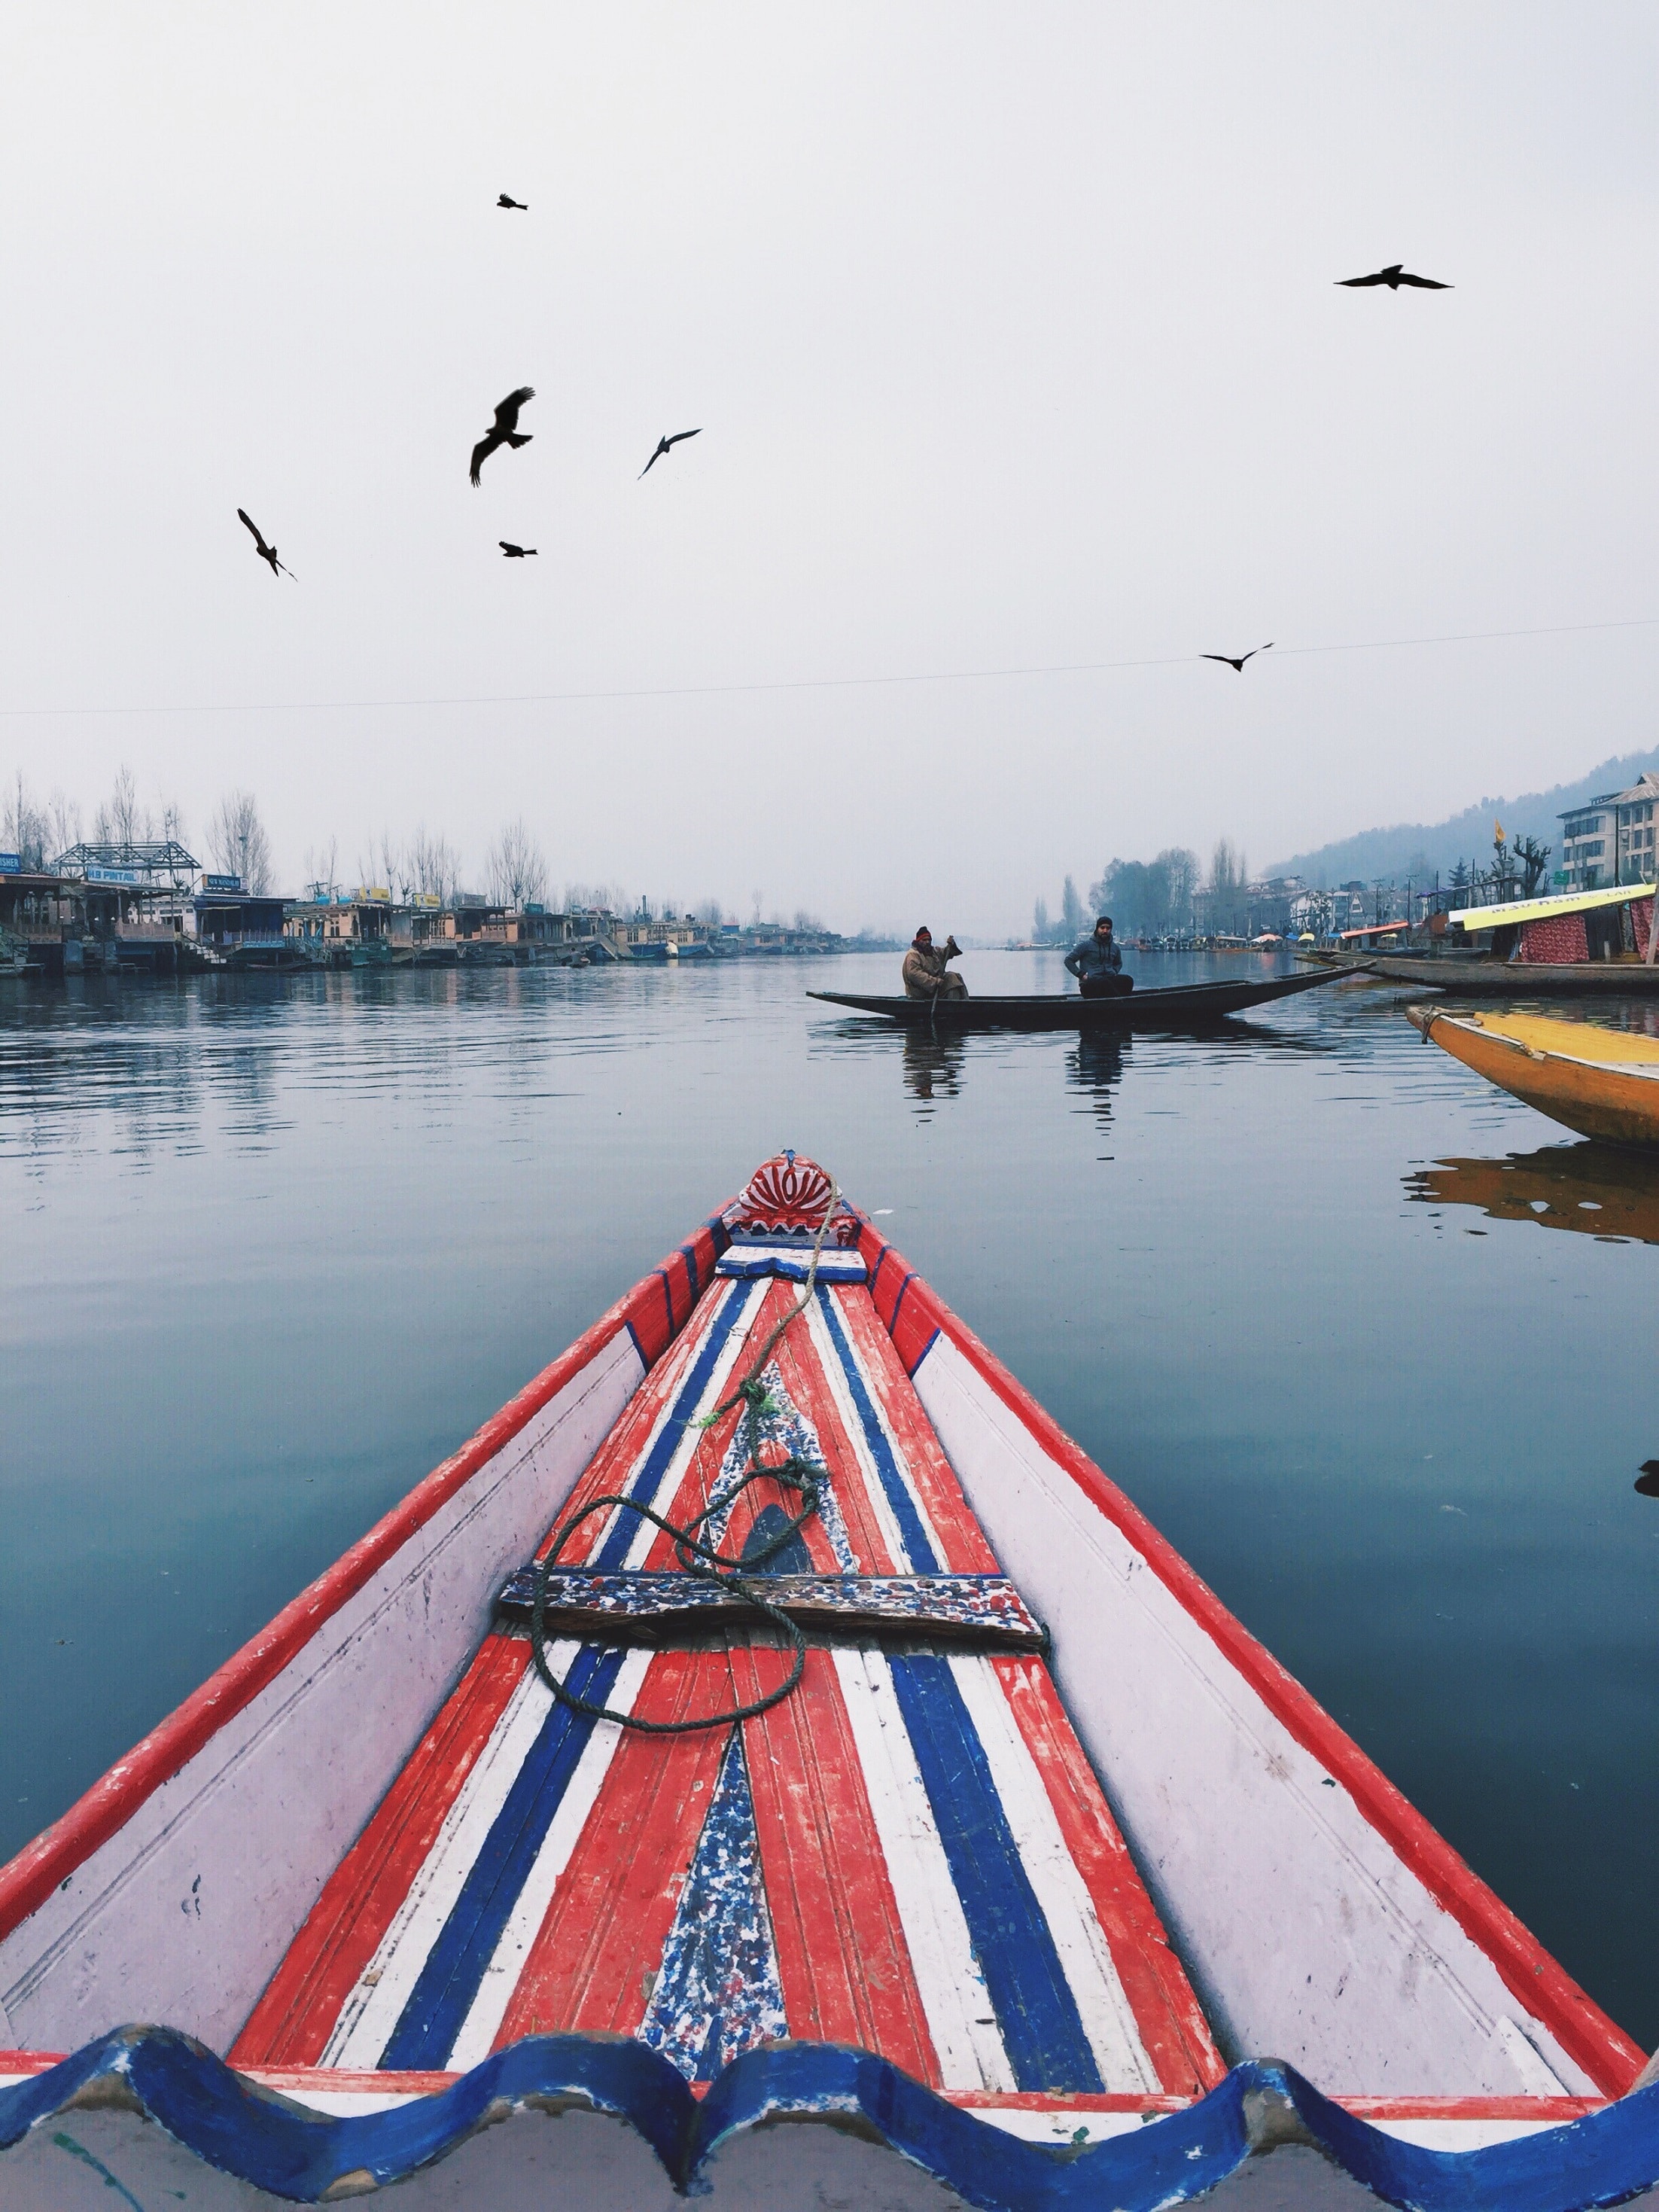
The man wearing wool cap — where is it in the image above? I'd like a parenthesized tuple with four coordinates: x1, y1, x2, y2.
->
(902, 925, 967, 1001)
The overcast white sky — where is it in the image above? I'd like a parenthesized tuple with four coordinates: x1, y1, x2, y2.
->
(2, 4, 1654, 936)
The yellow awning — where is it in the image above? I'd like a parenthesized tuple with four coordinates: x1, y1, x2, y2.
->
(1449, 882, 1655, 931)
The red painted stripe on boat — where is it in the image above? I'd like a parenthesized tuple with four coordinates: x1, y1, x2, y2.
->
(862, 1231, 1645, 2097)
(229, 1635, 528, 2068)
(833, 1287, 1000, 1573)
(0, 1233, 720, 1949)
(491, 1651, 735, 2046)
(537, 1278, 737, 1565)
(732, 1644, 941, 2083)
(989, 1655, 1224, 2095)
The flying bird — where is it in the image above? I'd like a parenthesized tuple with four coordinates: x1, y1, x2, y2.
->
(1201, 643, 1272, 672)
(499, 541, 537, 558)
(470, 386, 535, 486)
(237, 507, 295, 579)
(1336, 263, 1452, 290)
(639, 428, 702, 477)
(498, 193, 528, 210)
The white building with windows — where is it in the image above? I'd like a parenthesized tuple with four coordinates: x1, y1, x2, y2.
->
(1560, 772, 1659, 891)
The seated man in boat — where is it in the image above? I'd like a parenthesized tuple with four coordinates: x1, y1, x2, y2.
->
(903, 925, 967, 999)
(1065, 915, 1134, 998)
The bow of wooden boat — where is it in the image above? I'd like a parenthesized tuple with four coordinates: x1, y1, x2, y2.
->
(0, 1149, 1649, 2207)
(1408, 1005, 1659, 1148)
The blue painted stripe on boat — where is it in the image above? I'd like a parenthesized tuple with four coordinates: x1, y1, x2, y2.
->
(886, 1653, 1104, 2094)
(814, 1287, 938, 1574)
(592, 1283, 750, 1571)
(867, 1244, 900, 1309)
(905, 1325, 940, 1378)
(624, 1318, 647, 1371)
(680, 1239, 701, 1299)
(379, 1645, 626, 2070)
(8, 2034, 1651, 2210)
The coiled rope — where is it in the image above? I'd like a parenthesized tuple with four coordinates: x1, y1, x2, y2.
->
(529, 1175, 841, 1732)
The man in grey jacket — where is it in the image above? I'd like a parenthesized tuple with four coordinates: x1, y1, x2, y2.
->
(1064, 916, 1133, 998)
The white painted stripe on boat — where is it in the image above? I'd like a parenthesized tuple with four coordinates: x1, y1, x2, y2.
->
(1495, 2015, 1569, 2096)
(321, 1653, 558, 2069)
(816, 1294, 948, 1568)
(803, 1299, 915, 1573)
(619, 1279, 767, 1571)
(946, 1654, 1161, 2095)
(829, 1645, 1015, 2093)
(443, 1647, 654, 2070)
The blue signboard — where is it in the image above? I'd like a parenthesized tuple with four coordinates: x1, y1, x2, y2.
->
(86, 864, 142, 885)
(202, 873, 244, 893)
(0, 853, 20, 874)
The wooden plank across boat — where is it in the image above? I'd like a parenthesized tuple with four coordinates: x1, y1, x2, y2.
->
(1408, 1004, 1659, 1148)
(0, 1147, 1653, 2208)
(809, 963, 1359, 1031)
(496, 1567, 1051, 1649)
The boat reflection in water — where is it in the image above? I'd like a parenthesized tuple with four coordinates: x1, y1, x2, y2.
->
(1405, 1140, 1659, 1245)
(1066, 1029, 1129, 1134)
(900, 1025, 966, 1108)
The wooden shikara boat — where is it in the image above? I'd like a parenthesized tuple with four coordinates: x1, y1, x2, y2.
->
(2, 1150, 1656, 2208)
(809, 964, 1359, 1031)
(1408, 1006, 1659, 1148)
(1306, 950, 1659, 996)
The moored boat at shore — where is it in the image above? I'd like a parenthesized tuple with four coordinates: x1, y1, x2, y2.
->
(2, 1150, 1655, 2208)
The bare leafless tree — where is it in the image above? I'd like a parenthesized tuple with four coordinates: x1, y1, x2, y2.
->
(407, 826, 461, 906)
(303, 837, 339, 900)
(486, 818, 549, 909)
(565, 880, 629, 916)
(47, 790, 81, 864)
(3, 772, 50, 870)
(694, 897, 724, 928)
(209, 791, 273, 892)
(94, 765, 148, 850)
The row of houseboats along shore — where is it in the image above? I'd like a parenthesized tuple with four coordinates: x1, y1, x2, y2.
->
(0, 843, 860, 982)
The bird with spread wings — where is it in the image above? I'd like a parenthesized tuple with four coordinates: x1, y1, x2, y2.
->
(640, 428, 702, 477)
(470, 387, 536, 485)
(498, 193, 528, 210)
(1201, 643, 1272, 672)
(237, 509, 295, 579)
(1336, 263, 1451, 290)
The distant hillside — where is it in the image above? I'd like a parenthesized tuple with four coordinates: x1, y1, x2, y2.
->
(1269, 747, 1659, 888)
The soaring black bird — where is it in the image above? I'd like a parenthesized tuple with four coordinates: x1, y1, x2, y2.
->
(499, 541, 538, 558)
(1336, 263, 1451, 290)
(470, 387, 535, 485)
(498, 193, 528, 211)
(1201, 643, 1272, 672)
(640, 428, 702, 477)
(237, 508, 294, 579)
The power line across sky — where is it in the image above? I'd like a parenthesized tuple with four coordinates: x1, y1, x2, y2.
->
(1, 615, 1652, 723)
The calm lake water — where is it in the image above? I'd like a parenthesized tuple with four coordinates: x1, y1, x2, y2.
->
(4, 950, 1658, 2049)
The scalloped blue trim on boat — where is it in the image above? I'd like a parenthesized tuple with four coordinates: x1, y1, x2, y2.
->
(4, 2028, 1659, 2208)
(715, 1245, 868, 1281)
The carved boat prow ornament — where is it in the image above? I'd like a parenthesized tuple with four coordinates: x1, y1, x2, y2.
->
(1, 1153, 1654, 2207)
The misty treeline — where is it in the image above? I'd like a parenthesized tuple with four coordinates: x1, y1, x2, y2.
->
(1033, 840, 1250, 941)
(3, 764, 272, 891)
(3, 763, 820, 928)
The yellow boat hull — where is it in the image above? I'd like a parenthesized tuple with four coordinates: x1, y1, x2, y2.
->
(1406, 1007, 1659, 1149)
